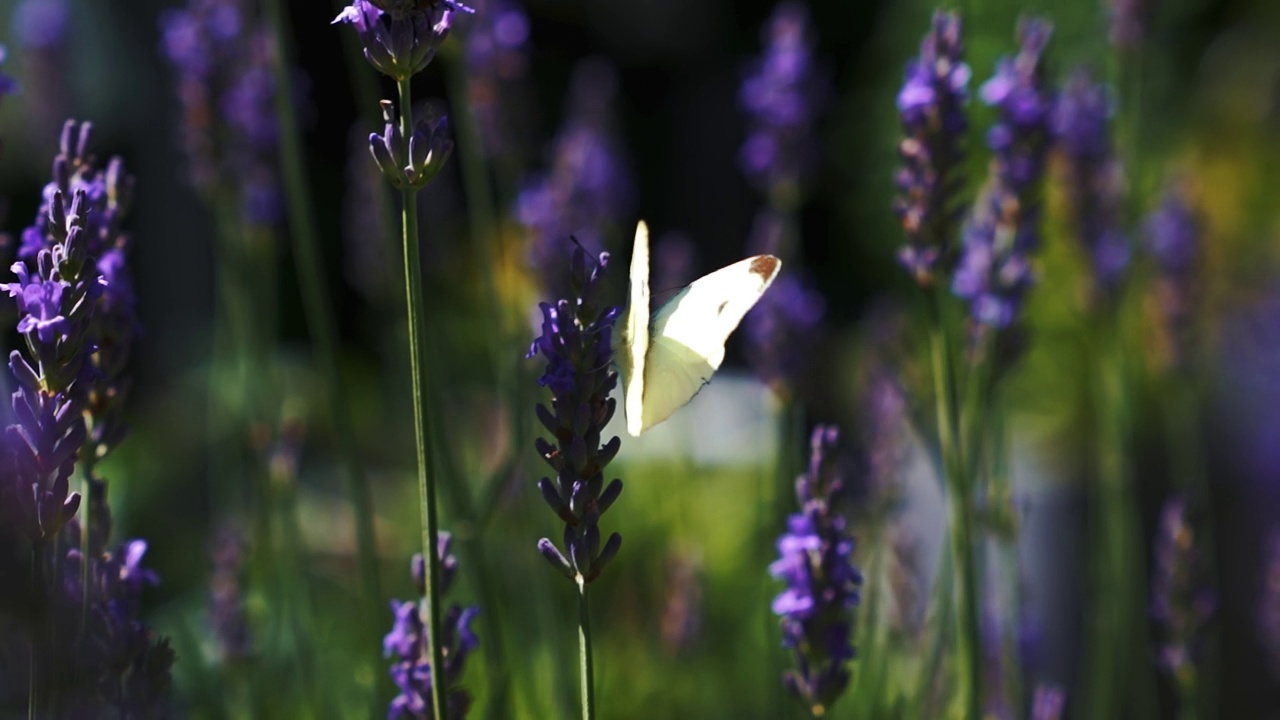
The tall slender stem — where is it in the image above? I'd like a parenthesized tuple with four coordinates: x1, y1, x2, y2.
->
(925, 289, 981, 720)
(396, 76, 450, 720)
(261, 0, 384, 681)
(577, 578, 597, 720)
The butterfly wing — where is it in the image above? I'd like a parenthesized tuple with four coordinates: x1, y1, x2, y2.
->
(616, 221, 652, 437)
(632, 254, 782, 435)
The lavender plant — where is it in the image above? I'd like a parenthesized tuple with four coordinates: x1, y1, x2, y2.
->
(528, 246, 624, 719)
(1144, 181, 1202, 371)
(1261, 529, 1280, 681)
(385, 535, 480, 720)
(952, 17, 1054, 331)
(517, 58, 632, 294)
(1053, 68, 1130, 304)
(895, 9, 970, 286)
(769, 425, 861, 716)
(335, 2, 471, 717)
(0, 120, 172, 716)
(1150, 495, 1215, 717)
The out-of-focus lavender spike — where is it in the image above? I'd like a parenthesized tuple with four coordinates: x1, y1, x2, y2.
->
(1150, 495, 1215, 698)
(739, 1, 825, 205)
(770, 425, 862, 715)
(660, 554, 704, 656)
(517, 58, 634, 292)
(160, 0, 284, 227)
(463, 0, 534, 168)
(1030, 684, 1066, 720)
(1144, 180, 1202, 371)
(528, 247, 624, 584)
(0, 45, 17, 100)
(384, 534, 480, 719)
(11, 1, 68, 143)
(895, 9, 970, 286)
(1053, 68, 1130, 301)
(652, 230, 699, 294)
(952, 17, 1054, 330)
(209, 526, 252, 663)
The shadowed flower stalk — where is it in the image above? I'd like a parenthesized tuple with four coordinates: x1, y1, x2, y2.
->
(1150, 494, 1215, 716)
(528, 246, 623, 719)
(769, 425, 862, 717)
(517, 58, 633, 291)
(462, 0, 533, 172)
(0, 120, 173, 715)
(336, 2, 468, 718)
(385, 535, 480, 720)
(895, 9, 970, 285)
(739, 1, 823, 209)
(952, 17, 1054, 331)
(1144, 181, 1202, 371)
(1053, 68, 1130, 304)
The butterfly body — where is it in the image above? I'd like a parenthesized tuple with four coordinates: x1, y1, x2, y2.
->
(615, 221, 781, 436)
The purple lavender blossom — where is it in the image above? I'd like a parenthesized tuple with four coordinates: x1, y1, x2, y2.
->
(1261, 529, 1280, 679)
(333, 0, 472, 82)
(1108, 0, 1151, 48)
(385, 533, 479, 719)
(517, 59, 634, 289)
(952, 17, 1054, 329)
(770, 425, 862, 715)
(462, 0, 534, 168)
(528, 247, 624, 583)
(1144, 181, 1202, 371)
(1030, 684, 1066, 720)
(0, 46, 17, 99)
(160, 0, 283, 226)
(739, 1, 824, 204)
(895, 9, 970, 285)
(0, 120, 172, 715)
(1053, 68, 1130, 299)
(744, 272, 825, 392)
(209, 526, 252, 662)
(369, 99, 455, 189)
(1150, 495, 1215, 695)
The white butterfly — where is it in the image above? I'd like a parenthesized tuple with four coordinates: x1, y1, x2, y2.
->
(615, 220, 782, 436)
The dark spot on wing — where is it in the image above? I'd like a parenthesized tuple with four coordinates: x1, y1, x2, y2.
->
(750, 255, 781, 281)
(717, 301, 728, 315)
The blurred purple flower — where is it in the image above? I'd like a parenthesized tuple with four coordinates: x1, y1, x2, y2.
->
(0, 46, 17, 99)
(1150, 495, 1215, 697)
(333, 0, 470, 81)
(160, 0, 284, 227)
(463, 0, 534, 168)
(744, 271, 825, 392)
(952, 17, 1054, 329)
(1109, 0, 1152, 48)
(770, 425, 862, 716)
(518, 58, 634, 291)
(739, 1, 825, 203)
(1030, 684, 1066, 720)
(209, 526, 252, 662)
(895, 9, 970, 286)
(1144, 180, 1202, 371)
(1053, 68, 1130, 298)
(385, 533, 479, 719)
(528, 247, 624, 584)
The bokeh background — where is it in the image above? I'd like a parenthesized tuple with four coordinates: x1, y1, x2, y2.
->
(1, 0, 1279, 717)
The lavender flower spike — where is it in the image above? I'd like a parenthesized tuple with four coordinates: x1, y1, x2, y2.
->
(770, 425, 862, 716)
(1144, 180, 1202, 371)
(895, 9, 970, 286)
(1053, 68, 1129, 300)
(952, 17, 1054, 329)
(385, 533, 480, 719)
(1261, 529, 1280, 680)
(333, 0, 473, 81)
(528, 246, 624, 584)
(739, 1, 824, 204)
(1150, 495, 1215, 699)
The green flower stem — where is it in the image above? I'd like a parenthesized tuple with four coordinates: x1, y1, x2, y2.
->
(262, 0, 384, 689)
(925, 288, 981, 720)
(577, 578, 597, 720)
(395, 76, 450, 720)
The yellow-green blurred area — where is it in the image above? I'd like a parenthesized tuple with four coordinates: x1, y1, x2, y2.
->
(0, 0, 1279, 717)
